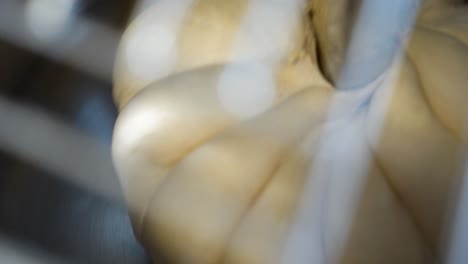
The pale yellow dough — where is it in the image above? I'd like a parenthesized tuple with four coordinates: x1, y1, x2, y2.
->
(112, 1, 468, 263)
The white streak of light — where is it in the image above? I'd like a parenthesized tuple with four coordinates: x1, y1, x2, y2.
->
(0, 0, 119, 81)
(445, 156, 468, 264)
(0, 96, 124, 205)
(281, 0, 420, 263)
(281, 115, 374, 264)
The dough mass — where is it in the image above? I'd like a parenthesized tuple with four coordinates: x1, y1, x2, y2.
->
(112, 0, 468, 263)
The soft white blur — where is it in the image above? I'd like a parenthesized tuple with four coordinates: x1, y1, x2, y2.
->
(25, 0, 77, 42)
(125, 21, 177, 80)
(282, 115, 374, 264)
(226, 0, 304, 63)
(445, 158, 468, 264)
(217, 0, 304, 119)
(218, 62, 276, 119)
(124, 0, 194, 82)
(445, 105, 468, 264)
(0, 1, 118, 81)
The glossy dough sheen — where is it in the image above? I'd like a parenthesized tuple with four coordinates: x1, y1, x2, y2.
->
(112, 1, 468, 263)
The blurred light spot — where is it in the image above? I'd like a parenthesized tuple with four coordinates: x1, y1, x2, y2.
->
(25, 0, 77, 42)
(125, 22, 177, 81)
(114, 104, 168, 154)
(217, 62, 275, 119)
(230, 0, 303, 63)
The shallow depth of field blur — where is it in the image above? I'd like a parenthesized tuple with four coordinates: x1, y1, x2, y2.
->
(0, 0, 468, 264)
(0, 0, 151, 263)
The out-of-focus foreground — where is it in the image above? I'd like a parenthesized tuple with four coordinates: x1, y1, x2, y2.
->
(0, 0, 151, 263)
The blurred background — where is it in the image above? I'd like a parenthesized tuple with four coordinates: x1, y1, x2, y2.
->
(0, 0, 153, 263)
